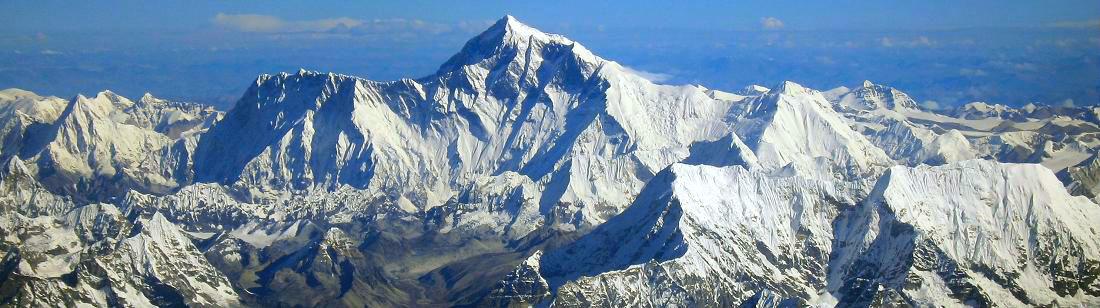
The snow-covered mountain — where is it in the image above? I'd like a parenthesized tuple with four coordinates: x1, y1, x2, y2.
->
(2, 16, 1099, 307)
(833, 161, 1100, 306)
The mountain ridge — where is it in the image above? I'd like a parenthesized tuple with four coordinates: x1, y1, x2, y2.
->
(1, 15, 1099, 307)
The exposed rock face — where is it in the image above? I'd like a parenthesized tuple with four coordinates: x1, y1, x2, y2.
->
(2, 15, 1099, 307)
(833, 161, 1100, 307)
(0, 175, 239, 307)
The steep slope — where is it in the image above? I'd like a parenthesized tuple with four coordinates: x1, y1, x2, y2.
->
(96, 213, 241, 307)
(827, 80, 1100, 172)
(0, 90, 221, 203)
(524, 161, 1100, 307)
(0, 89, 67, 159)
(832, 160, 1100, 306)
(478, 251, 552, 306)
(730, 81, 894, 186)
(0, 89, 67, 123)
(537, 163, 858, 306)
(27, 92, 179, 200)
(6, 14, 1100, 308)
(1, 157, 239, 307)
(244, 227, 409, 307)
(833, 80, 921, 112)
(120, 93, 221, 139)
(827, 82, 979, 166)
(192, 16, 742, 228)
(1065, 153, 1100, 204)
(0, 157, 73, 217)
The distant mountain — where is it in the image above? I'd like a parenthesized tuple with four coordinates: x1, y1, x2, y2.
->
(2, 16, 1099, 307)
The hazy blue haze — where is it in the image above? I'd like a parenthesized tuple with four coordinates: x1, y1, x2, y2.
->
(1, 1, 1097, 109)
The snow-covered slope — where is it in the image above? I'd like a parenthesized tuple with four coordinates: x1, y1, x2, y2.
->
(832, 160, 1100, 306)
(0, 88, 67, 159)
(528, 160, 1100, 307)
(121, 93, 221, 138)
(1, 158, 239, 307)
(538, 163, 856, 306)
(191, 16, 745, 229)
(825, 82, 979, 166)
(826, 81, 1097, 173)
(0, 89, 220, 202)
(833, 80, 921, 112)
(1065, 153, 1100, 204)
(731, 81, 893, 185)
(4, 15, 1100, 308)
(953, 101, 1100, 125)
(30, 92, 179, 197)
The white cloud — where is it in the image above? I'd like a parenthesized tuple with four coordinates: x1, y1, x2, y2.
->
(915, 36, 933, 46)
(880, 36, 933, 48)
(303, 17, 363, 32)
(40, 49, 62, 55)
(815, 56, 836, 65)
(920, 100, 941, 110)
(760, 17, 784, 30)
(1061, 98, 1076, 108)
(213, 13, 287, 32)
(212, 12, 380, 33)
(1055, 39, 1076, 48)
(1013, 63, 1038, 72)
(353, 18, 451, 34)
(879, 37, 894, 47)
(212, 13, 447, 35)
(959, 68, 989, 77)
(1047, 19, 1100, 29)
(620, 66, 673, 83)
(457, 20, 496, 33)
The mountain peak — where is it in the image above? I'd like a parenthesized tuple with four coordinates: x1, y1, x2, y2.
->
(1, 156, 31, 180)
(139, 92, 161, 105)
(771, 80, 813, 96)
(435, 15, 598, 76)
(488, 15, 547, 42)
(0, 88, 42, 101)
(496, 15, 523, 29)
(832, 80, 920, 111)
(736, 85, 771, 96)
(67, 94, 111, 117)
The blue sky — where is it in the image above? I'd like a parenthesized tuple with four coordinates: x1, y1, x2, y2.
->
(5, 1, 1099, 31)
(2, 1, 1098, 108)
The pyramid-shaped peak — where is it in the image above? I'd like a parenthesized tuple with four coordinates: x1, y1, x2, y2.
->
(498, 15, 522, 27)
(464, 15, 579, 52)
(436, 15, 599, 75)
(489, 15, 549, 39)
(140, 92, 160, 104)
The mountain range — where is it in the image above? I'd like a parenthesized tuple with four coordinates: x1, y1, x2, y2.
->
(2, 16, 1099, 307)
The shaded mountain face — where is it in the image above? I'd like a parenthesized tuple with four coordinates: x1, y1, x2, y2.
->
(2, 16, 1100, 307)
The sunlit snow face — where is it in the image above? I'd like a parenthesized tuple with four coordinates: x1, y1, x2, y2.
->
(1, 4, 1096, 110)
